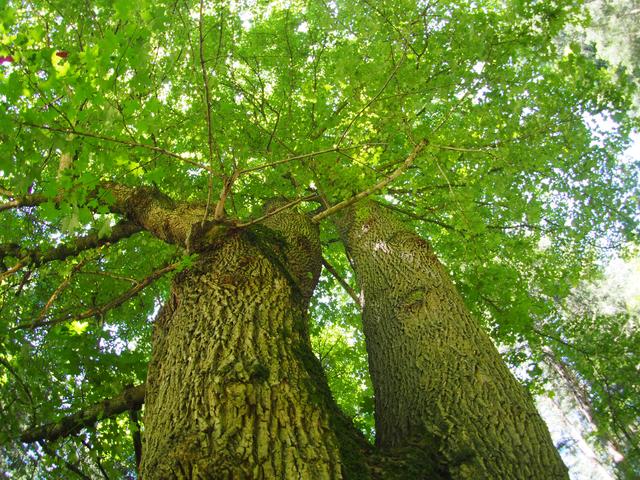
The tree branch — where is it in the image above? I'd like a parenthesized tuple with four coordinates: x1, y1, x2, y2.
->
(239, 147, 343, 175)
(0, 258, 28, 282)
(21, 384, 146, 443)
(0, 356, 35, 417)
(0, 222, 141, 270)
(213, 169, 238, 221)
(321, 257, 362, 307)
(378, 203, 457, 231)
(236, 194, 318, 228)
(19, 122, 211, 171)
(15, 262, 178, 330)
(337, 53, 406, 146)
(199, 0, 222, 223)
(312, 139, 428, 222)
(0, 192, 49, 212)
(238, 143, 387, 176)
(34, 259, 87, 324)
(2, 181, 223, 250)
(40, 443, 92, 480)
(129, 409, 143, 474)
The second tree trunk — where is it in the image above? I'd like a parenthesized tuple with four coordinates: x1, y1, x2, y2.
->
(337, 201, 568, 479)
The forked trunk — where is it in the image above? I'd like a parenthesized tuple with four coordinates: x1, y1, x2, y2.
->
(141, 205, 367, 479)
(337, 202, 568, 479)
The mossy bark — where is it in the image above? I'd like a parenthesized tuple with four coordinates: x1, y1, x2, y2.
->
(140, 205, 368, 479)
(336, 201, 568, 479)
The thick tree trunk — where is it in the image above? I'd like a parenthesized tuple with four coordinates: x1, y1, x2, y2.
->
(141, 205, 368, 479)
(336, 202, 568, 479)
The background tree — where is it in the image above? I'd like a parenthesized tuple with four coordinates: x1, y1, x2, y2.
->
(532, 255, 640, 478)
(0, 0, 638, 478)
(582, 0, 640, 108)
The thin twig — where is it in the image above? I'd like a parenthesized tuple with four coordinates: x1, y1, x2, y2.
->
(430, 76, 482, 135)
(35, 259, 87, 324)
(236, 194, 318, 228)
(239, 147, 342, 175)
(78, 271, 138, 284)
(312, 139, 428, 223)
(199, 0, 221, 223)
(0, 356, 35, 416)
(15, 263, 178, 330)
(80, 440, 110, 480)
(430, 143, 497, 154)
(337, 54, 406, 146)
(238, 143, 387, 179)
(321, 257, 361, 307)
(20, 122, 210, 171)
(378, 203, 456, 231)
(40, 443, 92, 480)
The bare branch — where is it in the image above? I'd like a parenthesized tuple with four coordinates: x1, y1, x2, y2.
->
(312, 139, 428, 223)
(21, 384, 146, 443)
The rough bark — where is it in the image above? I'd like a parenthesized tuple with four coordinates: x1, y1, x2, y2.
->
(104, 182, 207, 248)
(141, 203, 369, 479)
(336, 201, 568, 479)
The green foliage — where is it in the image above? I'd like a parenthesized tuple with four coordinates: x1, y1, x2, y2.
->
(533, 256, 640, 478)
(0, 0, 638, 477)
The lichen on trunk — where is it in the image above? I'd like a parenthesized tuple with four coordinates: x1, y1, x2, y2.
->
(141, 204, 367, 479)
(336, 201, 568, 479)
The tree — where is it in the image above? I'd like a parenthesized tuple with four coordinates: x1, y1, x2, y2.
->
(535, 255, 640, 478)
(560, 0, 640, 109)
(0, 0, 637, 478)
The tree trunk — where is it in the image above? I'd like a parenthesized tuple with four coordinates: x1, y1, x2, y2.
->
(336, 202, 568, 479)
(141, 204, 368, 479)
